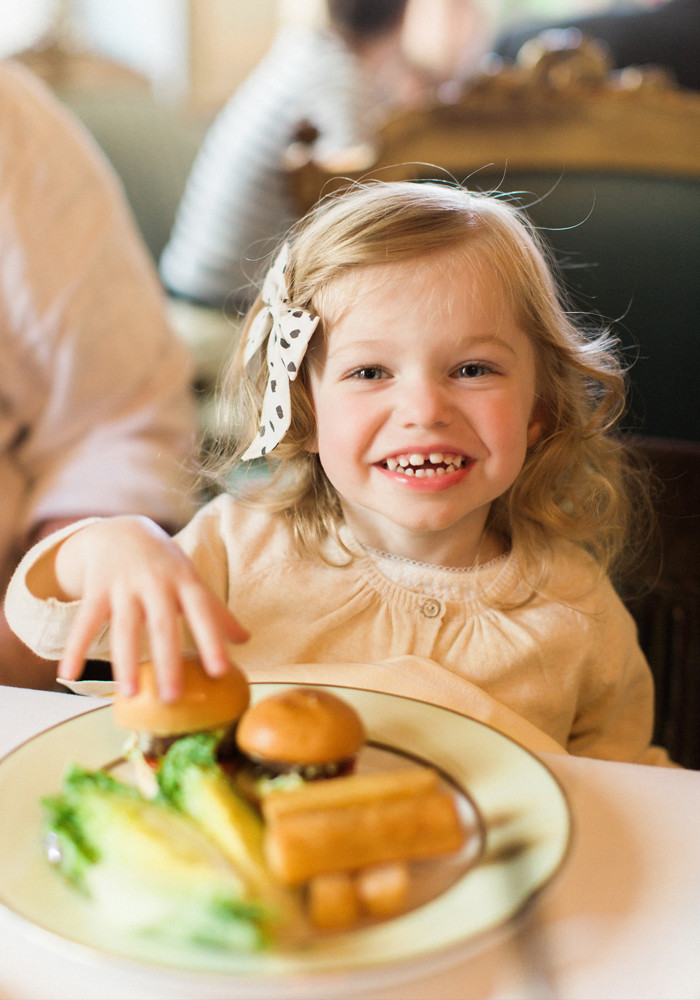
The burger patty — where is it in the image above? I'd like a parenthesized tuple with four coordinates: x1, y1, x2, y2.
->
(137, 723, 239, 763)
(240, 755, 357, 782)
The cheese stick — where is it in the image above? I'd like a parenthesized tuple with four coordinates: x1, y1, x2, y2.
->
(307, 862, 410, 930)
(264, 788, 465, 885)
(356, 861, 410, 918)
(307, 871, 360, 930)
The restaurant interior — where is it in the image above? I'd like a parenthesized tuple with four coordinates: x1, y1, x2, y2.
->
(0, 4, 699, 996)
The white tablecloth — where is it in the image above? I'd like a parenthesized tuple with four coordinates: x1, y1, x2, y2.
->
(1, 684, 699, 1000)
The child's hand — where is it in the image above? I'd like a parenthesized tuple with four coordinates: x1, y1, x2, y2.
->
(54, 516, 249, 702)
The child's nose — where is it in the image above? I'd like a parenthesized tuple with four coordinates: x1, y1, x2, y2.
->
(393, 378, 452, 429)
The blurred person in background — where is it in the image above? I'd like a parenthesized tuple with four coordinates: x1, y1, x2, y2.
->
(159, 0, 446, 311)
(401, 0, 499, 96)
(0, 60, 198, 689)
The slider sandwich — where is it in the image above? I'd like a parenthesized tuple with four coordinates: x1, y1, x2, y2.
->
(113, 656, 250, 796)
(234, 687, 366, 800)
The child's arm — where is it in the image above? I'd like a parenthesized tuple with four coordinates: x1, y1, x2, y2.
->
(25, 516, 248, 702)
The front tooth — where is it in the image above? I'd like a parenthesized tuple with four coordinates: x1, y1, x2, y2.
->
(398, 456, 410, 468)
(424, 468, 436, 478)
(409, 453, 425, 466)
(414, 468, 425, 478)
(429, 452, 443, 464)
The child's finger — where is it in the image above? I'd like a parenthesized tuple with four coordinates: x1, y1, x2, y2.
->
(219, 607, 250, 645)
(221, 606, 250, 644)
(142, 589, 189, 702)
(58, 597, 110, 681)
(179, 584, 249, 679)
(108, 593, 146, 698)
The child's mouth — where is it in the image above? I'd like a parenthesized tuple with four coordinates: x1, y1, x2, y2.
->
(381, 452, 467, 478)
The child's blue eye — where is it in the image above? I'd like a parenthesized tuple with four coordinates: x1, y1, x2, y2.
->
(454, 362, 492, 378)
(350, 366, 386, 380)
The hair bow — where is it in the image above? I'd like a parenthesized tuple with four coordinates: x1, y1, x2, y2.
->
(240, 244, 320, 461)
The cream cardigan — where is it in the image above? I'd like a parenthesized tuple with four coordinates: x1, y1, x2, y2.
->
(5, 494, 670, 765)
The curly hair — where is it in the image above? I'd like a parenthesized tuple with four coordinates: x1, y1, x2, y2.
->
(208, 180, 651, 584)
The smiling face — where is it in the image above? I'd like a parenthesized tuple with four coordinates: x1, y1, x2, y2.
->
(306, 247, 542, 567)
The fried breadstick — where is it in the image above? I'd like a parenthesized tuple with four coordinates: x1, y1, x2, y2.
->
(264, 787, 464, 885)
(262, 765, 439, 820)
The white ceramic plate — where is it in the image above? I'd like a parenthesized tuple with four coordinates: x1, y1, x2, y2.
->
(0, 685, 571, 997)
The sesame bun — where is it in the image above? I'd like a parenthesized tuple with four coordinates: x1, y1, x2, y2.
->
(236, 687, 365, 766)
(112, 657, 250, 737)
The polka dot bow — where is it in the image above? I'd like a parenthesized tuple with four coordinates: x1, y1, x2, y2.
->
(240, 244, 319, 460)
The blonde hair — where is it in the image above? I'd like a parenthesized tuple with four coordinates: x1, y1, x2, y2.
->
(209, 180, 649, 582)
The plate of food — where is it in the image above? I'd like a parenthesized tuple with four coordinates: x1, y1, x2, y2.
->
(0, 663, 571, 998)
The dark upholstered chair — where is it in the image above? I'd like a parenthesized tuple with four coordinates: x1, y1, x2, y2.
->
(621, 438, 700, 768)
(461, 171, 700, 443)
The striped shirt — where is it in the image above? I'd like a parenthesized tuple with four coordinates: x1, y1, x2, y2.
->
(160, 27, 384, 308)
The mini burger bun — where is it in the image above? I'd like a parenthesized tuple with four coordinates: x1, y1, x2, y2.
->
(112, 657, 250, 736)
(236, 687, 365, 765)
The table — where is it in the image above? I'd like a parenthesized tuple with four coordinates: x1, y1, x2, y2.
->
(1, 684, 699, 1000)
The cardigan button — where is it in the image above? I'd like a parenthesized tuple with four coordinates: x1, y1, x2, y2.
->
(420, 598, 441, 619)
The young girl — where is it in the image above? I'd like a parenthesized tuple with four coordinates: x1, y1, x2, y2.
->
(6, 181, 667, 763)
